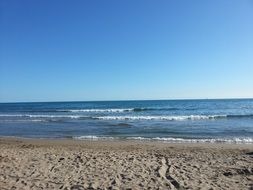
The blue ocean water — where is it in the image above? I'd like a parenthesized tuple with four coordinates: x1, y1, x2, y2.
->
(0, 99, 253, 143)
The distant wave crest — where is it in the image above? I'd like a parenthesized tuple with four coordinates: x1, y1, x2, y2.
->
(57, 107, 183, 113)
(62, 107, 175, 112)
(65, 108, 132, 113)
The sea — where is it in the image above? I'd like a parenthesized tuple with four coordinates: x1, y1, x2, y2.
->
(0, 99, 253, 144)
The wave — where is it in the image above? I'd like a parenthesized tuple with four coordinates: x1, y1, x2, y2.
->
(18, 106, 253, 113)
(95, 114, 253, 120)
(65, 108, 133, 113)
(61, 107, 166, 112)
(1, 114, 253, 121)
(54, 107, 184, 113)
(1, 114, 217, 120)
(127, 137, 253, 143)
(95, 115, 228, 121)
(73, 136, 116, 140)
(0, 114, 89, 119)
(4, 107, 196, 113)
(73, 136, 253, 144)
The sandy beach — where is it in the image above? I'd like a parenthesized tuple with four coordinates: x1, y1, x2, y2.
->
(0, 138, 252, 190)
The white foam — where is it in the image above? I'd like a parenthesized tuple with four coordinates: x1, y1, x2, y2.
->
(0, 114, 228, 120)
(127, 137, 253, 144)
(127, 137, 150, 140)
(73, 136, 116, 140)
(0, 114, 251, 121)
(73, 136, 253, 144)
(95, 115, 227, 121)
(64, 108, 133, 113)
(1, 114, 227, 121)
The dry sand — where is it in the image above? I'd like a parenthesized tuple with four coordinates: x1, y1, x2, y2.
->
(0, 138, 252, 190)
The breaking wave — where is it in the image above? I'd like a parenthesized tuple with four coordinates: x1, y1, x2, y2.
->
(95, 115, 227, 121)
(73, 136, 253, 144)
(73, 136, 116, 140)
(1, 114, 253, 121)
(126, 137, 253, 144)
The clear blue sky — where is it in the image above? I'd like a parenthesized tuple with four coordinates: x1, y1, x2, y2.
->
(0, 0, 253, 102)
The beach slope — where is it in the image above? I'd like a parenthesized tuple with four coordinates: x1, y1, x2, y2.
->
(0, 138, 252, 190)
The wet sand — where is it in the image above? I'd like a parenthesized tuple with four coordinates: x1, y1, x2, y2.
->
(0, 138, 252, 190)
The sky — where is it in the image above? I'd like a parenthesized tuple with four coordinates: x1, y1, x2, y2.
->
(0, 0, 253, 102)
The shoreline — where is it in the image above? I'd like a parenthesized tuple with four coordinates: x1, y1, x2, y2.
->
(1, 135, 253, 145)
(0, 137, 252, 189)
(1, 136, 253, 148)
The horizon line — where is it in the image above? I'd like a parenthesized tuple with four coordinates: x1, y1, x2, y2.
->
(0, 97, 253, 104)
